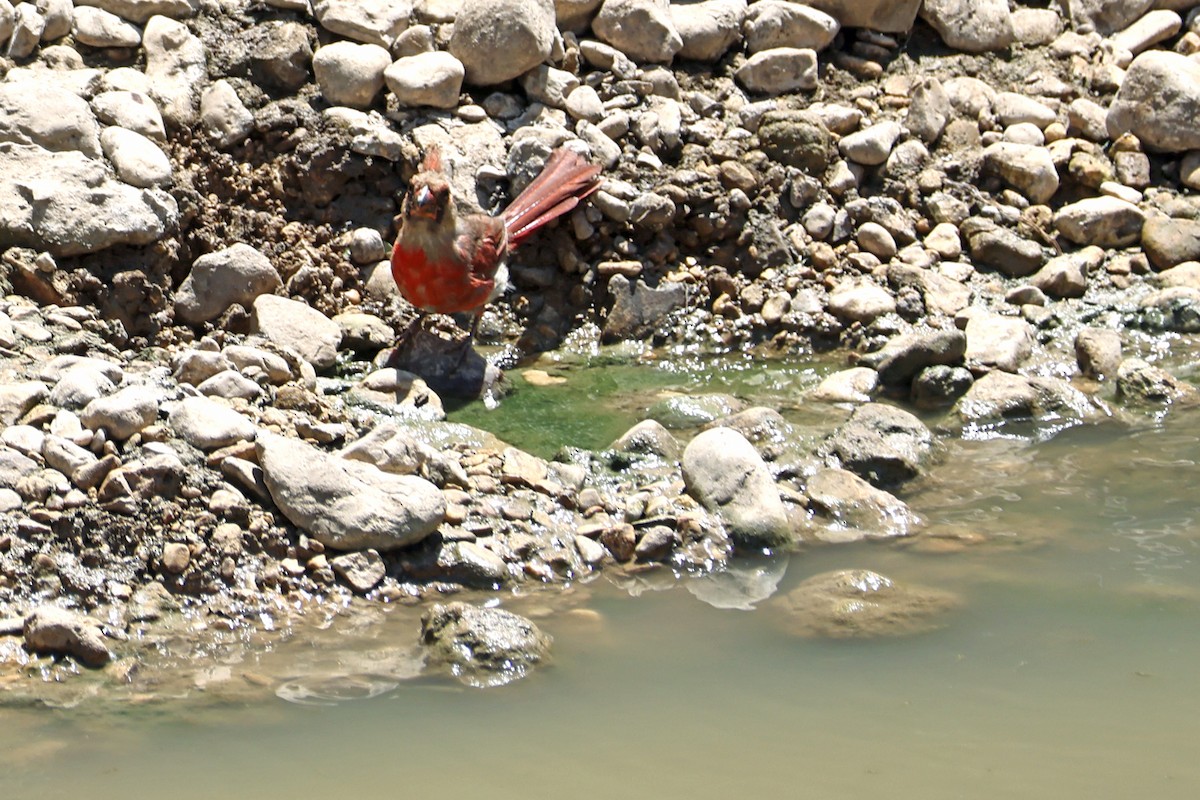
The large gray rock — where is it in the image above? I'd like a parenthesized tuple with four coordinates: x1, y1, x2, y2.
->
(602, 275, 687, 343)
(682, 426, 794, 549)
(41, 435, 99, 488)
(964, 311, 1034, 372)
(802, 468, 920, 543)
(1110, 10, 1182, 57)
(592, 0, 682, 63)
(742, 1, 838, 53)
(839, 121, 902, 166)
(0, 82, 101, 157)
(23, 605, 112, 667)
(341, 421, 467, 488)
(921, 0, 1013, 52)
(805, 0, 920, 32)
(200, 80, 255, 148)
(91, 90, 167, 141)
(0, 381, 49, 424)
(168, 396, 257, 450)
(1107, 51, 1200, 153)
(257, 432, 445, 551)
(312, 41, 392, 108)
(1142, 216, 1200, 272)
(906, 77, 950, 144)
(73, 0, 198, 24)
(175, 243, 282, 324)
(856, 328, 967, 387)
(251, 294, 342, 371)
(385, 52, 464, 109)
(1059, 0, 1153, 34)
(0, 446, 39, 489)
(329, 549, 385, 594)
(1116, 358, 1200, 406)
(821, 403, 934, 487)
(348, 368, 446, 421)
(48, 364, 115, 409)
(449, 0, 557, 84)
(80, 385, 161, 440)
(420, 602, 551, 687)
(778, 569, 958, 638)
(670, 0, 744, 61)
(734, 47, 817, 95)
(557, 0, 602, 31)
(608, 418, 682, 462)
(313, 0, 411, 47)
(827, 280, 896, 324)
(966, 223, 1045, 277)
(73, 6, 143, 47)
(0, 143, 178, 256)
(100, 126, 172, 188)
(952, 370, 1095, 423)
(1030, 247, 1100, 299)
(1075, 327, 1122, 380)
(809, 366, 878, 404)
(1054, 196, 1145, 247)
(648, 392, 744, 428)
(982, 142, 1059, 204)
(250, 20, 313, 93)
(143, 16, 206, 125)
(9, 5, 46, 59)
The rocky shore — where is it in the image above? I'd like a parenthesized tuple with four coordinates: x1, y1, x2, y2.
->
(2, 0, 1200, 692)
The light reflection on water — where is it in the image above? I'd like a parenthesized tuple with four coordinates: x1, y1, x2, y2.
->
(5, 401, 1200, 797)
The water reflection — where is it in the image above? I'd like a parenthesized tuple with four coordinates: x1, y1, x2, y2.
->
(685, 556, 789, 610)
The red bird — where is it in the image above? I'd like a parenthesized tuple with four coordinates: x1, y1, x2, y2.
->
(391, 145, 603, 341)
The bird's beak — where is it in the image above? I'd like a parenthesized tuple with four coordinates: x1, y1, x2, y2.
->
(409, 184, 440, 221)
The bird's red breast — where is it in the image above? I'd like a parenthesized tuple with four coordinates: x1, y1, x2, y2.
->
(390, 239, 498, 315)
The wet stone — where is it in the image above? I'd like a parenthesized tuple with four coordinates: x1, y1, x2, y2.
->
(420, 601, 552, 688)
(330, 550, 386, 594)
(911, 365, 974, 409)
(1116, 358, 1200, 406)
(810, 367, 878, 404)
(682, 426, 794, 550)
(802, 468, 919, 543)
(1075, 328, 1122, 380)
(777, 569, 959, 639)
(23, 605, 112, 667)
(821, 403, 934, 488)
(602, 275, 688, 343)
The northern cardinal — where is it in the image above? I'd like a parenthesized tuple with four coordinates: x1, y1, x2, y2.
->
(391, 145, 603, 343)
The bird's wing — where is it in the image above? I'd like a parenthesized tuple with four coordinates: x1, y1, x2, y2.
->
(454, 215, 508, 283)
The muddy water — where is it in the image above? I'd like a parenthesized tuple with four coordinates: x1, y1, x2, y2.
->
(4, 356, 1200, 799)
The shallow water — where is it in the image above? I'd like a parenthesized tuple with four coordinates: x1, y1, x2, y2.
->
(4, 356, 1200, 799)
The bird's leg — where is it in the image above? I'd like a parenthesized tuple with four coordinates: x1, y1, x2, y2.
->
(453, 310, 483, 368)
(398, 310, 427, 343)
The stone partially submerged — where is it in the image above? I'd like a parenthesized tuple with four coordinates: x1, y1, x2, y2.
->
(777, 569, 959, 638)
(821, 403, 935, 487)
(420, 602, 552, 687)
(801, 467, 920, 543)
(682, 426, 794, 550)
(23, 605, 113, 667)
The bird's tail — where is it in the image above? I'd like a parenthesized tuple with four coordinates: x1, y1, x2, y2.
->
(502, 147, 603, 248)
